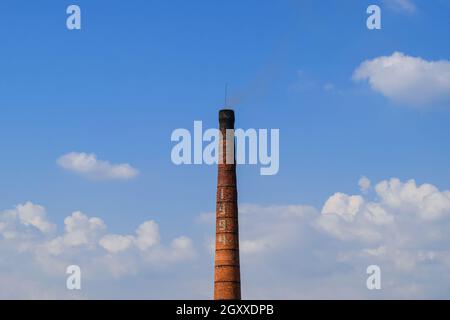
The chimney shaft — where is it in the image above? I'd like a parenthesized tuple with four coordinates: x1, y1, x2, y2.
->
(214, 109, 241, 300)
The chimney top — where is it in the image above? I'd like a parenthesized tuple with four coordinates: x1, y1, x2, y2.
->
(219, 109, 235, 129)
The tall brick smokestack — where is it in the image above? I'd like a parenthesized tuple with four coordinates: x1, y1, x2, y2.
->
(214, 109, 241, 300)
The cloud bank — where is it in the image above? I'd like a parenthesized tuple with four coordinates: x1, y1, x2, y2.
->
(57, 152, 139, 180)
(0, 204, 195, 298)
(2, 177, 450, 298)
(202, 177, 450, 299)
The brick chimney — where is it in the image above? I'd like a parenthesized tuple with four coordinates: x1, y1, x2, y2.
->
(214, 109, 241, 300)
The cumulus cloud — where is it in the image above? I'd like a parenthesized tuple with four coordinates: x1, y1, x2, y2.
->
(353, 52, 450, 107)
(0, 202, 195, 298)
(134, 221, 160, 251)
(315, 178, 450, 283)
(4, 175, 450, 298)
(198, 177, 450, 298)
(0, 202, 55, 238)
(99, 234, 134, 253)
(376, 178, 450, 220)
(45, 211, 106, 255)
(359, 176, 371, 193)
(98, 220, 161, 253)
(317, 178, 450, 242)
(57, 152, 139, 180)
(322, 193, 364, 222)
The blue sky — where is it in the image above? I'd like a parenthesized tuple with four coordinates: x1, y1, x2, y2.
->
(1, 0, 450, 299)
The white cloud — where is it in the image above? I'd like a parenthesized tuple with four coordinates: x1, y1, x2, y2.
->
(45, 211, 107, 255)
(383, 0, 416, 13)
(0, 202, 55, 238)
(4, 175, 450, 298)
(322, 193, 364, 222)
(99, 234, 134, 253)
(0, 274, 78, 299)
(134, 221, 160, 251)
(353, 52, 450, 106)
(15, 202, 55, 233)
(375, 178, 450, 220)
(144, 236, 196, 263)
(359, 176, 371, 193)
(316, 178, 450, 270)
(98, 220, 160, 253)
(317, 178, 450, 245)
(57, 152, 139, 180)
(197, 177, 450, 298)
(0, 202, 195, 298)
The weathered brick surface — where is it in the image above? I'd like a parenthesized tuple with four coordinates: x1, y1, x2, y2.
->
(214, 282, 241, 300)
(217, 170, 236, 186)
(216, 186, 237, 202)
(216, 201, 238, 217)
(214, 249, 240, 265)
(215, 217, 238, 232)
(215, 233, 239, 250)
(214, 109, 241, 300)
(214, 265, 241, 282)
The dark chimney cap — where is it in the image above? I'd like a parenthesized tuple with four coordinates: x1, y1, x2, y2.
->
(219, 109, 235, 124)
